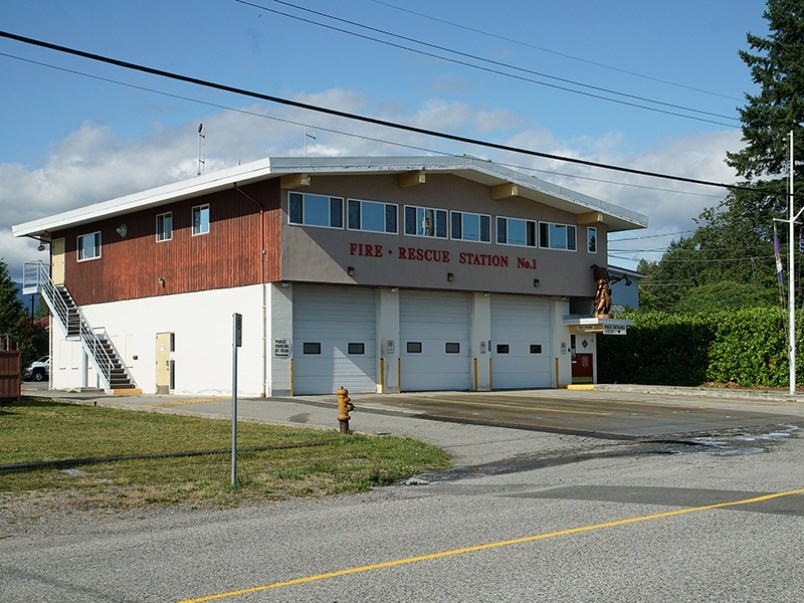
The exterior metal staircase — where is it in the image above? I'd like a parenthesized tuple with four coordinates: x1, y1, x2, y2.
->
(23, 261, 138, 393)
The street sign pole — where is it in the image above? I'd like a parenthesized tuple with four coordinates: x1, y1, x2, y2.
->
(232, 313, 242, 486)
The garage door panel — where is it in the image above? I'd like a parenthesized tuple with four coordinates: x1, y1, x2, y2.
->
(293, 286, 376, 395)
(401, 291, 470, 392)
(491, 295, 552, 389)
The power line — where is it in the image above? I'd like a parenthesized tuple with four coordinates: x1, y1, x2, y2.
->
(367, 0, 743, 104)
(0, 29, 765, 194)
(0, 49, 734, 204)
(610, 252, 777, 263)
(235, 0, 739, 127)
(610, 230, 696, 242)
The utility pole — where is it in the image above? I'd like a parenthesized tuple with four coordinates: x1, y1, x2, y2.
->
(788, 130, 799, 395)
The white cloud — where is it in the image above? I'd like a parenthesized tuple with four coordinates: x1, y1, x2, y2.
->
(0, 89, 746, 278)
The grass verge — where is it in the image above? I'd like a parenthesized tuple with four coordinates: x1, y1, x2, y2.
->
(0, 398, 450, 517)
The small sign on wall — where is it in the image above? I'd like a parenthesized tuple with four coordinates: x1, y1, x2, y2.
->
(274, 339, 290, 357)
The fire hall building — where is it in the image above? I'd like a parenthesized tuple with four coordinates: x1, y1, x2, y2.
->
(13, 156, 647, 396)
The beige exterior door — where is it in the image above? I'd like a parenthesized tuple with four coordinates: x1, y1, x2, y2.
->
(155, 332, 173, 394)
(51, 238, 65, 286)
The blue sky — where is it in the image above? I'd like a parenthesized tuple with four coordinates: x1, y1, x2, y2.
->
(0, 0, 769, 278)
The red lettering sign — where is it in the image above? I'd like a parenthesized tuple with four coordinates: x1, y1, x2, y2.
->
(348, 243, 535, 272)
(459, 252, 509, 267)
(349, 243, 385, 258)
(398, 247, 449, 263)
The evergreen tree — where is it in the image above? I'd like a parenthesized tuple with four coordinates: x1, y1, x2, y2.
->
(0, 259, 27, 345)
(641, 0, 804, 313)
(726, 0, 804, 181)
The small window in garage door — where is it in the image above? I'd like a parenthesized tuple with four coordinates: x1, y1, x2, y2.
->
(303, 342, 321, 354)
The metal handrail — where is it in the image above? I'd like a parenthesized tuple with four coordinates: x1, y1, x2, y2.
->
(22, 261, 135, 390)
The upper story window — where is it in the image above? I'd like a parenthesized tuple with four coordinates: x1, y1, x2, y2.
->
(348, 199, 397, 234)
(451, 211, 491, 243)
(77, 232, 101, 261)
(289, 192, 343, 229)
(156, 212, 173, 242)
(587, 226, 598, 253)
(496, 216, 536, 247)
(540, 222, 577, 251)
(404, 205, 447, 239)
(192, 204, 210, 236)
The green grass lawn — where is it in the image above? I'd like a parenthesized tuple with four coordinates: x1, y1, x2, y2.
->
(0, 398, 450, 514)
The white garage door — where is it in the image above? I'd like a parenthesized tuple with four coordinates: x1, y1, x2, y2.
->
(491, 295, 552, 389)
(293, 285, 377, 395)
(400, 291, 470, 391)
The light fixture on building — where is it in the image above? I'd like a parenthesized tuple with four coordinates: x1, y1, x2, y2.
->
(447, 272, 454, 282)
(533, 278, 540, 287)
(37, 242, 46, 252)
(116, 224, 128, 238)
(391, 287, 398, 293)
(347, 266, 355, 277)
(157, 276, 166, 288)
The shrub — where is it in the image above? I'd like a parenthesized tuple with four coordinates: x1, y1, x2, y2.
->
(598, 307, 798, 387)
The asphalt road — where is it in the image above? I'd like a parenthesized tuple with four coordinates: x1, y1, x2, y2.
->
(3, 386, 804, 602)
(342, 388, 804, 438)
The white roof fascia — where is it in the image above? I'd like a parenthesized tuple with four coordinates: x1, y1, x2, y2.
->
(12, 158, 276, 238)
(608, 265, 646, 279)
(13, 155, 648, 238)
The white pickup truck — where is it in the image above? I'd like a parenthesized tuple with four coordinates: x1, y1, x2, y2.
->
(24, 356, 50, 382)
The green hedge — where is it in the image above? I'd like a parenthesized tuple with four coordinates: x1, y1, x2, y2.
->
(597, 308, 797, 387)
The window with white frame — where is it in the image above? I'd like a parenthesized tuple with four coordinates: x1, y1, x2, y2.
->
(192, 204, 210, 236)
(156, 212, 173, 242)
(451, 211, 491, 243)
(496, 216, 537, 247)
(404, 205, 448, 238)
(587, 226, 597, 253)
(348, 199, 397, 233)
(288, 192, 343, 229)
(77, 231, 101, 261)
(539, 222, 577, 251)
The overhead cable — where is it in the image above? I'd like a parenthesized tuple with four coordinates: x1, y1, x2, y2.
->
(366, 0, 743, 104)
(0, 30, 767, 193)
(0, 49, 732, 202)
(235, 0, 738, 126)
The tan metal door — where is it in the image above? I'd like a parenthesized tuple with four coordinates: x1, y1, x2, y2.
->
(155, 332, 172, 394)
(51, 238, 65, 286)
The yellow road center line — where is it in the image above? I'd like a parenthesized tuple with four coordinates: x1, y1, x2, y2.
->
(417, 397, 611, 416)
(177, 487, 804, 603)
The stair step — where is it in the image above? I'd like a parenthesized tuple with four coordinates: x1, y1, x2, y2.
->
(47, 282, 138, 392)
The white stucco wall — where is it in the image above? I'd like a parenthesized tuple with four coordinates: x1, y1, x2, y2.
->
(51, 284, 266, 396)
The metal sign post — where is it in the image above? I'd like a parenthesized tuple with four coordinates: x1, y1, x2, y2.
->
(231, 313, 242, 486)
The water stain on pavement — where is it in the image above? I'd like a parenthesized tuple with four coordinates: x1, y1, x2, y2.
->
(412, 424, 800, 483)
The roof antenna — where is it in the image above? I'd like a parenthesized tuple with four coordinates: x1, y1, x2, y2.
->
(197, 123, 206, 176)
(304, 127, 316, 156)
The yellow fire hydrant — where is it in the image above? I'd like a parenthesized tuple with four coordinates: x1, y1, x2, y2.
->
(336, 386, 354, 434)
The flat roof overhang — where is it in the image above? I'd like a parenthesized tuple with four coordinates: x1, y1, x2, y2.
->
(13, 156, 648, 241)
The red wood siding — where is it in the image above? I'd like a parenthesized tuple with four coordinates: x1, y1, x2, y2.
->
(56, 179, 281, 305)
